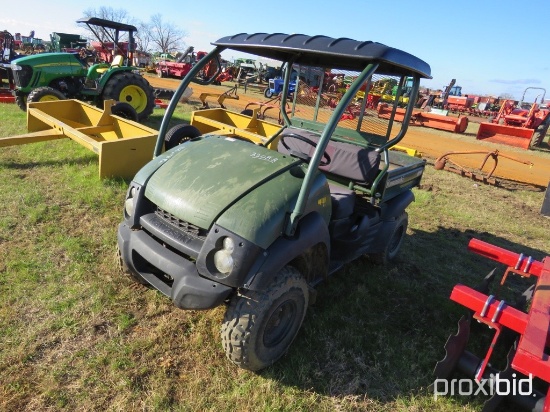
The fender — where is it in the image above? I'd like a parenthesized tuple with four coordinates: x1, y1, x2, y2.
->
(369, 190, 414, 254)
(244, 212, 330, 291)
(380, 189, 414, 220)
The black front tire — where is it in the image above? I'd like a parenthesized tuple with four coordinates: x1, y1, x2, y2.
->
(164, 124, 202, 150)
(369, 212, 408, 265)
(529, 122, 549, 149)
(264, 88, 274, 98)
(221, 266, 309, 371)
(16, 95, 27, 111)
(27, 86, 66, 106)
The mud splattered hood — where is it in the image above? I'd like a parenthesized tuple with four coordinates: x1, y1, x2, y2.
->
(144, 136, 300, 229)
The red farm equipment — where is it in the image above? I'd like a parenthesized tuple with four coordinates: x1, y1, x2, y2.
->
(446, 94, 474, 113)
(377, 103, 469, 133)
(90, 40, 130, 63)
(155, 46, 200, 79)
(477, 87, 550, 149)
(0, 30, 18, 103)
(434, 238, 550, 411)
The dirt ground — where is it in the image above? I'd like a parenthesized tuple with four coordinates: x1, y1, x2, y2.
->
(146, 75, 550, 191)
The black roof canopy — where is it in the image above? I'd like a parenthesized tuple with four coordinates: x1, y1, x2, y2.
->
(76, 17, 138, 33)
(212, 33, 431, 79)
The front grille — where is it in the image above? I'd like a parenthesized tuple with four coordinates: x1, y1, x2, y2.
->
(12, 64, 33, 88)
(155, 207, 208, 240)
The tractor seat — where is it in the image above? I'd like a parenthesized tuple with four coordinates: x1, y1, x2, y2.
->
(96, 55, 124, 75)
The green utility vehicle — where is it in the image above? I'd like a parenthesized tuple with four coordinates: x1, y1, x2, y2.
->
(117, 33, 431, 371)
(10, 18, 155, 121)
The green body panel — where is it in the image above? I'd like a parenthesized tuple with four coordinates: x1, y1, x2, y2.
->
(87, 63, 110, 80)
(13, 53, 87, 92)
(133, 145, 188, 185)
(145, 136, 302, 230)
(218, 165, 331, 249)
(97, 66, 135, 88)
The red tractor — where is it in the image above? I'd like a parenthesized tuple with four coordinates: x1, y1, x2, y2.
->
(477, 87, 550, 149)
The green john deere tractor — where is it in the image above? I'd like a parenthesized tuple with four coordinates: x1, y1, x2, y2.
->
(10, 17, 155, 121)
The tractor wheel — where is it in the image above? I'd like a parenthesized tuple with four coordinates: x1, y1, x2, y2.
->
(27, 87, 66, 106)
(264, 88, 274, 98)
(529, 122, 549, 149)
(369, 212, 408, 265)
(221, 266, 309, 371)
(158, 70, 165, 78)
(15, 95, 27, 111)
(111, 102, 139, 121)
(164, 124, 201, 150)
(103, 72, 155, 122)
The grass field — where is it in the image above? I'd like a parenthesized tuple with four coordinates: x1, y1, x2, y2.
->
(0, 100, 549, 411)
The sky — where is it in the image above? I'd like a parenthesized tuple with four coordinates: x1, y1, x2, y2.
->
(2, 0, 549, 101)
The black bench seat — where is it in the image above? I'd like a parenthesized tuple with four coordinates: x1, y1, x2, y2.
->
(277, 128, 381, 219)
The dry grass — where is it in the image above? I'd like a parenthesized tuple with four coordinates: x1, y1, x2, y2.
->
(0, 101, 549, 411)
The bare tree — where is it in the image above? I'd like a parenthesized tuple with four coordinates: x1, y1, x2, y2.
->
(77, 8, 186, 55)
(135, 21, 153, 53)
(147, 14, 186, 53)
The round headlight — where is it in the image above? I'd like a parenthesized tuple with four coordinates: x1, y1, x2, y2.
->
(213, 250, 234, 274)
(124, 186, 137, 217)
(223, 237, 235, 253)
(124, 197, 135, 216)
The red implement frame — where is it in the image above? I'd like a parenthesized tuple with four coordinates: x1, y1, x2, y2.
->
(0, 88, 15, 103)
(450, 238, 550, 410)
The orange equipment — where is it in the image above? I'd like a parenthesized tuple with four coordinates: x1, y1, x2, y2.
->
(476, 87, 550, 149)
(377, 104, 469, 133)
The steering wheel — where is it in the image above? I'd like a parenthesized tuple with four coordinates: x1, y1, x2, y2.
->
(280, 133, 331, 166)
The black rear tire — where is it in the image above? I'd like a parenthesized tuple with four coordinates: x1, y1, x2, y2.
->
(103, 72, 155, 122)
(164, 124, 202, 150)
(369, 212, 408, 265)
(221, 266, 309, 371)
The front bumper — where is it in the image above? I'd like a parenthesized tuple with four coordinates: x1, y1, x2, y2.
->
(117, 222, 232, 310)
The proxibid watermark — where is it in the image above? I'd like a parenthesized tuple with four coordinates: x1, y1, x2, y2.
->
(433, 373, 533, 400)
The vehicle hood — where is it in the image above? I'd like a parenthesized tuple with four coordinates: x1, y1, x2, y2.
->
(144, 136, 300, 229)
(12, 52, 78, 65)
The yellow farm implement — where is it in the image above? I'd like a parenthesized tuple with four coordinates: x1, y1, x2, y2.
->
(0, 99, 158, 179)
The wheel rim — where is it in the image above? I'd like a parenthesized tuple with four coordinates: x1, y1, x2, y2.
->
(263, 299, 297, 348)
(39, 95, 60, 102)
(119, 84, 147, 114)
